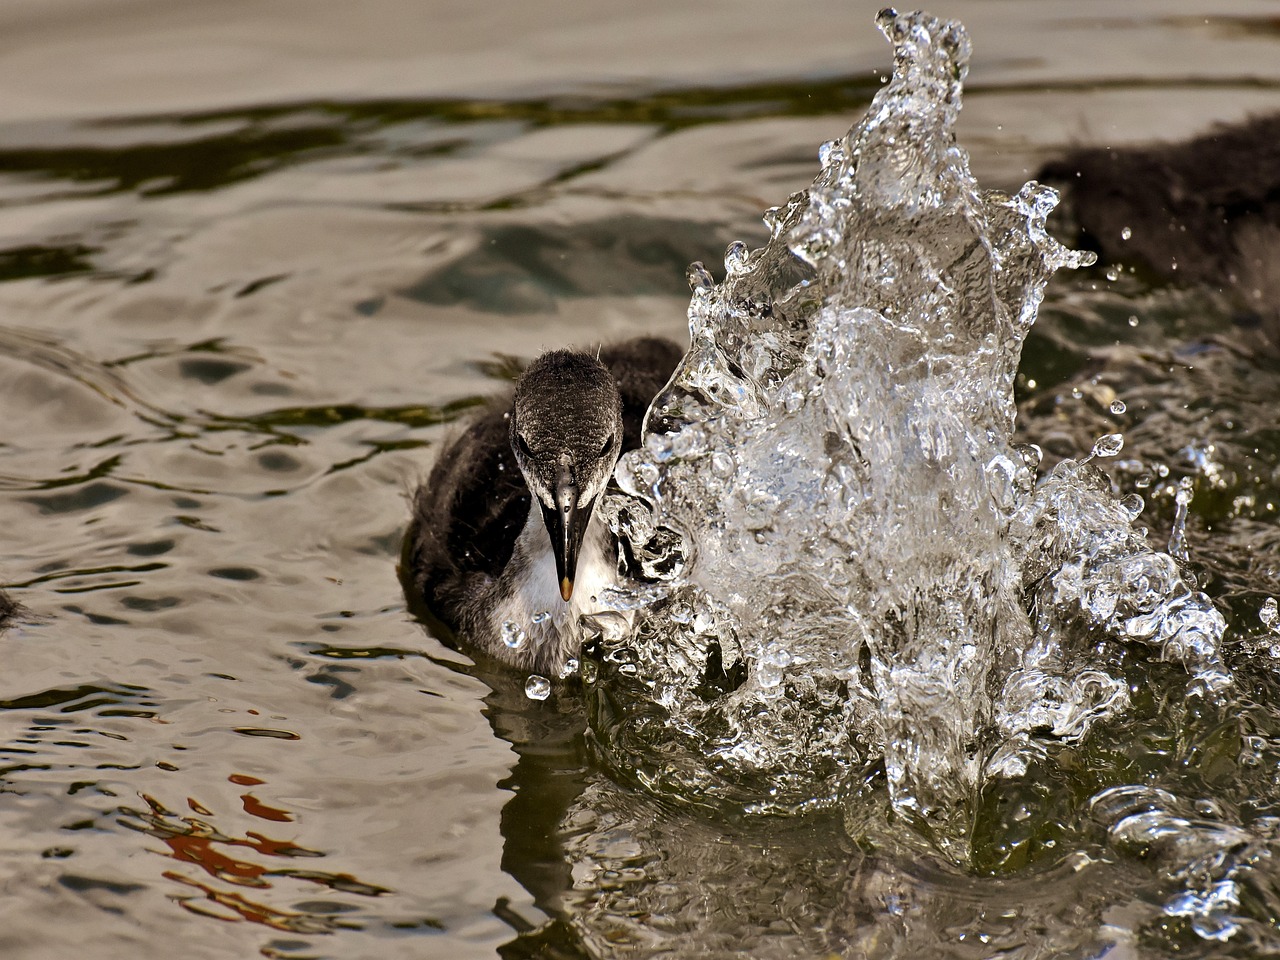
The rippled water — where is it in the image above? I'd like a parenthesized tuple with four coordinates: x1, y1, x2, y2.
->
(0, 2, 1278, 958)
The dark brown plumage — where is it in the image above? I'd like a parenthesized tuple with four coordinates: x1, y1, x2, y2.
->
(0, 590, 22, 630)
(402, 336, 682, 670)
(1040, 113, 1280, 351)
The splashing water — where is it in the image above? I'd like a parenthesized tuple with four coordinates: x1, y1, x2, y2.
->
(586, 7, 1229, 857)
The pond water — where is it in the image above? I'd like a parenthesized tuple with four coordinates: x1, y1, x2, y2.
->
(0, 2, 1278, 958)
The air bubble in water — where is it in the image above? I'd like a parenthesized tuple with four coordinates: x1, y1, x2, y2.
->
(582, 610, 630, 644)
(525, 675, 551, 701)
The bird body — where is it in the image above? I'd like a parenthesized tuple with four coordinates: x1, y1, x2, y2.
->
(0, 591, 17, 631)
(1040, 113, 1280, 352)
(404, 336, 681, 674)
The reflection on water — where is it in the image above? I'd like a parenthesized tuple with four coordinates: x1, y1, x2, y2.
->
(120, 781, 392, 933)
(0, 1, 1276, 958)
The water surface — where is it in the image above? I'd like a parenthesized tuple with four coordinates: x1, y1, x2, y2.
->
(0, 2, 1278, 958)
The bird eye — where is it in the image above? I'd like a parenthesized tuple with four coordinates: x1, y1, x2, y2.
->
(598, 433, 616, 459)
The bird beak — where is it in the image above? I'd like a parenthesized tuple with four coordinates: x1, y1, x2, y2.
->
(541, 476, 595, 602)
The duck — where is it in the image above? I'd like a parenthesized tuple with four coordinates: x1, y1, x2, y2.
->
(403, 336, 683, 675)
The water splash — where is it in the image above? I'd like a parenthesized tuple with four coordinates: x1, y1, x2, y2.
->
(588, 9, 1228, 856)
(1090, 783, 1278, 948)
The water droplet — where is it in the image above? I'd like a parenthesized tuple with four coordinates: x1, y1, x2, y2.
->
(1194, 798, 1224, 818)
(818, 138, 846, 169)
(500, 621, 527, 650)
(1092, 433, 1124, 458)
(524, 675, 551, 701)
(1169, 477, 1195, 560)
(1128, 315, 1139, 327)
(531, 610, 550, 625)
(1110, 399, 1126, 415)
(1261, 597, 1279, 632)
(583, 611, 629, 644)
(686, 261, 714, 293)
(1135, 474, 1151, 489)
(1121, 226, 1132, 240)
(724, 240, 750, 275)
(1120, 494, 1144, 520)
(558, 657, 579, 679)
(1105, 266, 1120, 282)
(1016, 443, 1043, 473)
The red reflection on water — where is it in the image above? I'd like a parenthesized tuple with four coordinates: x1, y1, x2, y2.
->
(161, 833, 269, 887)
(240, 792, 293, 822)
(122, 782, 389, 935)
(129, 791, 322, 887)
(164, 871, 355, 934)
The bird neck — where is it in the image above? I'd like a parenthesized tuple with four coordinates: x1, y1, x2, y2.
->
(487, 498, 615, 671)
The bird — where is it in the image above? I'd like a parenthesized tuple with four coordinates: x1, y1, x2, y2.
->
(1039, 113, 1280, 353)
(0, 590, 21, 631)
(403, 336, 683, 676)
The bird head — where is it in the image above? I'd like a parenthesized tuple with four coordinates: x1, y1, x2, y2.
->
(509, 351, 623, 601)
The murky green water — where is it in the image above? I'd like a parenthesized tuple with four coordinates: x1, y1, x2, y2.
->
(0, 2, 1278, 957)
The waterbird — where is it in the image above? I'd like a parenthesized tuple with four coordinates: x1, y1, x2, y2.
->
(0, 591, 16, 630)
(1040, 112, 1280, 353)
(403, 336, 682, 675)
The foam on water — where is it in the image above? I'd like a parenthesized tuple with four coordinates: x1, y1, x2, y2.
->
(583, 6, 1230, 862)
